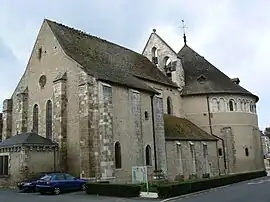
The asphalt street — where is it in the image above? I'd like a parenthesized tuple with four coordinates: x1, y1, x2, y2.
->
(1, 176, 270, 202)
(0, 188, 157, 202)
(170, 176, 270, 202)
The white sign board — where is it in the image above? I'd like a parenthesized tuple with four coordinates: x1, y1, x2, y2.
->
(132, 166, 148, 184)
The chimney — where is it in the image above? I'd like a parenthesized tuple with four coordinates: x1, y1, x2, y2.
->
(231, 78, 240, 85)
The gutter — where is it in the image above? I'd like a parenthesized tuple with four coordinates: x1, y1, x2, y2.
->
(150, 95, 158, 170)
(206, 96, 227, 175)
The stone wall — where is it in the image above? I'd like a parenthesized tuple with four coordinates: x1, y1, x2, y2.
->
(78, 73, 99, 179)
(166, 140, 219, 181)
(153, 96, 167, 176)
(98, 82, 114, 180)
(53, 72, 67, 172)
(0, 113, 2, 141)
(1, 99, 13, 140)
(15, 88, 29, 134)
(142, 31, 185, 89)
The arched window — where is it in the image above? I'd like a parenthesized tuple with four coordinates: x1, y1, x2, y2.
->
(250, 102, 253, 112)
(151, 47, 158, 64)
(245, 147, 249, 156)
(33, 104, 39, 133)
(145, 145, 152, 166)
(46, 100, 53, 140)
(115, 141, 122, 169)
(163, 56, 172, 79)
(211, 98, 218, 112)
(219, 98, 226, 112)
(167, 96, 173, 115)
(243, 100, 247, 111)
(229, 99, 235, 111)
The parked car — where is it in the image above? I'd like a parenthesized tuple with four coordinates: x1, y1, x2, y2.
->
(36, 172, 86, 195)
(17, 172, 57, 192)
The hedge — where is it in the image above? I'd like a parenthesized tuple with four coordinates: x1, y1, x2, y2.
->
(86, 183, 141, 197)
(157, 170, 267, 199)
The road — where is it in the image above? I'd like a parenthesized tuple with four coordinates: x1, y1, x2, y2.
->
(0, 188, 157, 202)
(170, 176, 270, 202)
(1, 176, 270, 202)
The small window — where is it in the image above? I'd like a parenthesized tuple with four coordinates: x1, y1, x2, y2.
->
(144, 111, 149, 120)
(167, 96, 173, 115)
(218, 148, 223, 156)
(0, 155, 9, 175)
(38, 48, 42, 60)
(145, 145, 152, 166)
(115, 142, 122, 169)
(245, 148, 249, 156)
(229, 99, 234, 111)
(33, 104, 39, 133)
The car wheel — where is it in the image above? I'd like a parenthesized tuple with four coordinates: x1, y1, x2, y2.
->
(81, 183, 86, 191)
(54, 187, 61, 195)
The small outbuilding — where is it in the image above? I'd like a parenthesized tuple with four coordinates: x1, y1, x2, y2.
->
(0, 133, 58, 187)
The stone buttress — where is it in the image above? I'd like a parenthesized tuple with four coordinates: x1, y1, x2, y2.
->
(16, 88, 29, 134)
(98, 83, 114, 180)
(78, 73, 100, 179)
(2, 99, 13, 140)
(53, 72, 68, 172)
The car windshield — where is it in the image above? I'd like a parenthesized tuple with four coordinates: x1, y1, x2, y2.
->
(40, 175, 52, 181)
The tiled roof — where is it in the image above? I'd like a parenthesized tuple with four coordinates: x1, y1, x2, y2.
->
(0, 133, 57, 148)
(178, 45, 258, 101)
(164, 114, 217, 141)
(45, 19, 178, 93)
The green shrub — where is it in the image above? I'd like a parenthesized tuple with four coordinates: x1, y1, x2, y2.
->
(86, 183, 141, 197)
(157, 170, 266, 199)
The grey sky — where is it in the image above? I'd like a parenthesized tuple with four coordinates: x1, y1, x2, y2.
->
(0, 0, 269, 129)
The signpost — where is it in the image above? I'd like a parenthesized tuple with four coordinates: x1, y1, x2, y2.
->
(132, 166, 149, 193)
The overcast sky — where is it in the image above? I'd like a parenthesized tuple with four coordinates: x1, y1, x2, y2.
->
(0, 0, 269, 130)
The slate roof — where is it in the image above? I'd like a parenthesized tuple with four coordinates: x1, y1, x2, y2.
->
(0, 133, 57, 148)
(45, 19, 178, 93)
(178, 45, 259, 101)
(164, 114, 217, 141)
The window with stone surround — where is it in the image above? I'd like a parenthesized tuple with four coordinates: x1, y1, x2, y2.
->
(0, 155, 9, 176)
(211, 98, 218, 112)
(163, 56, 172, 79)
(145, 145, 152, 166)
(189, 141, 196, 175)
(219, 98, 226, 112)
(46, 100, 53, 140)
(176, 142, 183, 174)
(33, 104, 39, 134)
(167, 96, 173, 115)
(115, 141, 122, 169)
(228, 99, 235, 111)
(151, 47, 158, 64)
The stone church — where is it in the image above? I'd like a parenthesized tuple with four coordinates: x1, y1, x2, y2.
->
(0, 19, 265, 186)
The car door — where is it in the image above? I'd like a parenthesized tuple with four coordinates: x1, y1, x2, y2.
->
(54, 173, 68, 191)
(65, 174, 79, 190)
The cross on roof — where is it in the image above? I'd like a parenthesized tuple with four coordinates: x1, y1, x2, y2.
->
(180, 20, 188, 44)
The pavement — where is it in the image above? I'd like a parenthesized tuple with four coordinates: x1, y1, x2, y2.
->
(164, 175, 270, 202)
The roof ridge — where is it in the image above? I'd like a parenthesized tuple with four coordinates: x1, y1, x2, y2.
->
(45, 19, 148, 60)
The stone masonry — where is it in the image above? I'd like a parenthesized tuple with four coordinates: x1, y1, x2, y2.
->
(98, 83, 114, 180)
(131, 90, 144, 166)
(220, 127, 236, 173)
(153, 96, 168, 176)
(2, 99, 13, 140)
(15, 88, 28, 134)
(0, 113, 3, 141)
(52, 72, 68, 172)
(78, 73, 100, 179)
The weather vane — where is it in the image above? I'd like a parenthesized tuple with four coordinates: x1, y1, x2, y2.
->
(180, 20, 188, 44)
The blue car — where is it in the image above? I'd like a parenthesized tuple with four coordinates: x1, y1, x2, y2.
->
(36, 173, 86, 195)
(17, 172, 56, 192)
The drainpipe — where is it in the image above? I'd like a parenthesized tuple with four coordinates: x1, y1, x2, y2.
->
(150, 95, 158, 171)
(206, 96, 227, 175)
